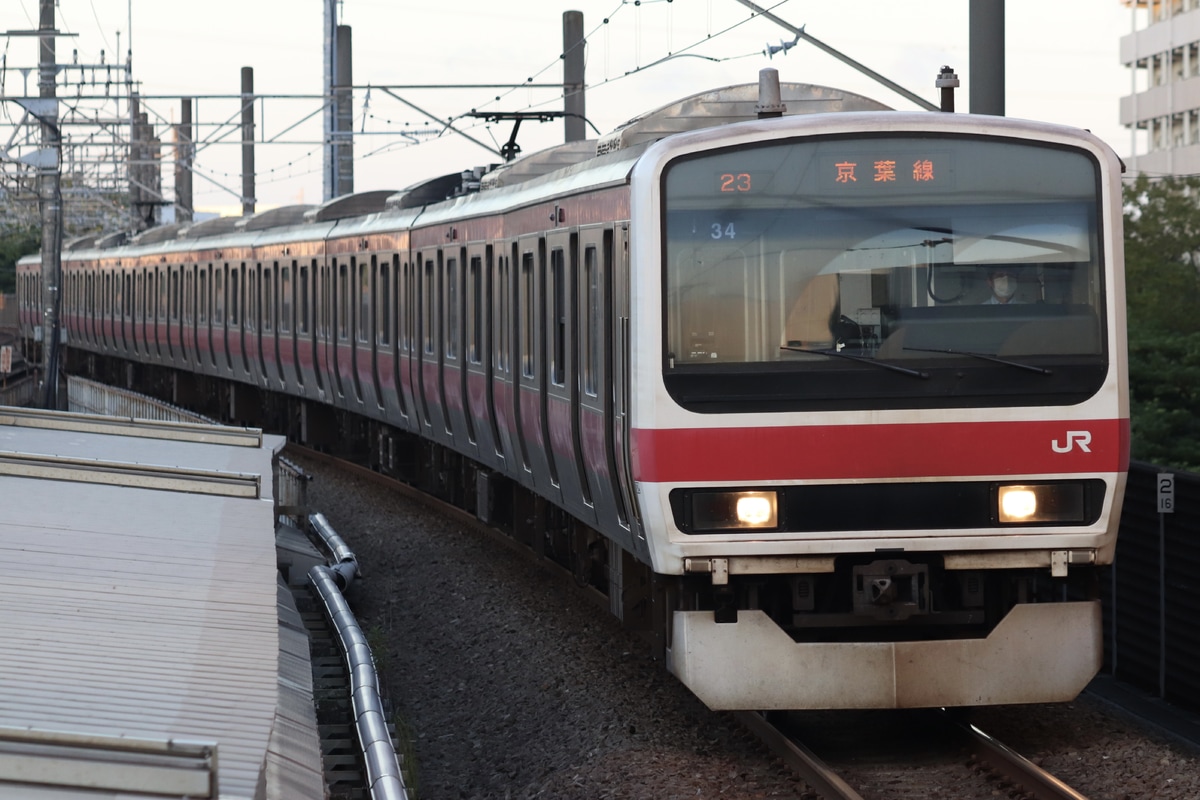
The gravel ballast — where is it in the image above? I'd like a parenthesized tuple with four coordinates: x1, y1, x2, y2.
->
(294, 454, 1200, 799)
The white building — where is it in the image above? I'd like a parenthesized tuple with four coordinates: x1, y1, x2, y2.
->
(1120, 0, 1200, 174)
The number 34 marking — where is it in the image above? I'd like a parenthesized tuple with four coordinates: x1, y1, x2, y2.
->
(711, 222, 737, 240)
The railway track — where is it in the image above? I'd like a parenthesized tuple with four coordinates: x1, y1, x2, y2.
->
(737, 708, 1089, 800)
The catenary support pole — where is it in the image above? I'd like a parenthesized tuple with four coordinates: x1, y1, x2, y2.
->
(37, 0, 62, 409)
(969, 0, 1005, 115)
(176, 98, 194, 224)
(241, 67, 256, 216)
(335, 25, 354, 197)
(563, 11, 586, 143)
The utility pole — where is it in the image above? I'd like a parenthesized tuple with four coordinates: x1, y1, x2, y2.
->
(969, 0, 1005, 115)
(37, 0, 62, 408)
(334, 25, 354, 197)
(175, 98, 194, 224)
(241, 67, 256, 216)
(562, 11, 586, 143)
(323, 0, 336, 201)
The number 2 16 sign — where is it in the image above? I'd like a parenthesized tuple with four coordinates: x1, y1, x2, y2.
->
(1158, 473, 1175, 514)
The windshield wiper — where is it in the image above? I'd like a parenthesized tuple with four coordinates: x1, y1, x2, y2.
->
(902, 346, 1053, 375)
(780, 346, 929, 379)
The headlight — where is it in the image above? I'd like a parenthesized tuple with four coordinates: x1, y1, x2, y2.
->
(692, 490, 779, 531)
(996, 483, 1086, 524)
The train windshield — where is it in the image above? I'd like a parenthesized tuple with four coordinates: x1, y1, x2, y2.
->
(661, 134, 1107, 412)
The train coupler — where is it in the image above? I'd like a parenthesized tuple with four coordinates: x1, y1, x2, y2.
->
(852, 559, 930, 621)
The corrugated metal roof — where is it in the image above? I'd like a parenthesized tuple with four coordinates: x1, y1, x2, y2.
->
(0, 407, 318, 799)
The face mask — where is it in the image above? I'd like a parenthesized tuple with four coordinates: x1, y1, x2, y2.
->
(992, 276, 1016, 299)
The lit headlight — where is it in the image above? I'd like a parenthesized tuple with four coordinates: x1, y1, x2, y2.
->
(692, 490, 779, 532)
(996, 483, 1086, 524)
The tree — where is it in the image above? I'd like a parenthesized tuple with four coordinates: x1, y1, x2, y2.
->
(1123, 174, 1200, 333)
(1122, 175, 1200, 469)
(0, 225, 40, 294)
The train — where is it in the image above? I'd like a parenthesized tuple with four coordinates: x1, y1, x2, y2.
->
(17, 75, 1130, 710)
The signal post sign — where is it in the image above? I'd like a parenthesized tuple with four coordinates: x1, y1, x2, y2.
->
(1158, 473, 1175, 514)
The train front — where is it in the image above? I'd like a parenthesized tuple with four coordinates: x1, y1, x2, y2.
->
(628, 112, 1129, 710)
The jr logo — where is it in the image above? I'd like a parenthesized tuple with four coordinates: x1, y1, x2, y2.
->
(1052, 430, 1092, 454)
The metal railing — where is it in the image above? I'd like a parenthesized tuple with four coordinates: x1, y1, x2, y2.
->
(68, 374, 214, 423)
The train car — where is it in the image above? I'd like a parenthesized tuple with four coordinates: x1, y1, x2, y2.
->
(17, 75, 1129, 710)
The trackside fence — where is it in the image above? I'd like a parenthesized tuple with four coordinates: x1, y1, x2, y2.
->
(1104, 461, 1200, 711)
(68, 374, 213, 423)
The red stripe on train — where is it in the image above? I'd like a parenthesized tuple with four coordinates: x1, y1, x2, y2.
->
(631, 419, 1130, 483)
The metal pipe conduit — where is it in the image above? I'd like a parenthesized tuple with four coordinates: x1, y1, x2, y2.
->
(309, 512, 359, 590)
(309, 564, 408, 800)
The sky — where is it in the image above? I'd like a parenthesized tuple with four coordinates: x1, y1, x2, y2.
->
(3, 0, 1139, 216)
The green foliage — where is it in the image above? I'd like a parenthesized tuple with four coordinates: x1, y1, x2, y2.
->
(1123, 175, 1200, 470)
(1123, 174, 1200, 334)
(0, 225, 40, 294)
(1127, 328, 1200, 471)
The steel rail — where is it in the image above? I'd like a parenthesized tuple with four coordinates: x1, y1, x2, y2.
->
(949, 713, 1090, 800)
(732, 711, 864, 800)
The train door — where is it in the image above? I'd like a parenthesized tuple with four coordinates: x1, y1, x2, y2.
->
(134, 269, 144, 358)
(465, 245, 500, 470)
(146, 268, 156, 359)
(143, 268, 153, 359)
(185, 266, 196, 367)
(201, 265, 215, 370)
(147, 268, 157, 359)
(356, 256, 373, 406)
(213, 263, 228, 373)
(349, 256, 365, 404)
(181, 268, 190, 369)
(145, 267, 154, 360)
(100, 271, 110, 350)
(126, 269, 134, 355)
(170, 267, 183, 365)
(242, 265, 254, 382)
(154, 267, 165, 362)
(578, 227, 632, 545)
(112, 269, 121, 352)
(305, 259, 322, 395)
(84, 273, 94, 348)
(116, 270, 128, 355)
(381, 254, 406, 422)
(396, 256, 416, 429)
(491, 246, 517, 471)
(280, 261, 297, 390)
(611, 224, 643, 545)
(112, 269, 123, 354)
(261, 262, 277, 386)
(369, 254, 386, 411)
(514, 235, 559, 500)
(442, 247, 473, 452)
(143, 268, 152, 358)
(97, 270, 107, 350)
(236, 263, 251, 379)
(244, 265, 257, 383)
(416, 250, 443, 436)
(546, 231, 593, 524)
(330, 258, 347, 399)
(133, 269, 142, 357)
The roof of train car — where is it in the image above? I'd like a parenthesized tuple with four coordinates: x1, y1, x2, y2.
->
(25, 80, 1047, 269)
(0, 407, 322, 800)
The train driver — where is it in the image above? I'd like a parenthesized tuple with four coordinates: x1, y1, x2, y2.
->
(984, 266, 1025, 305)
